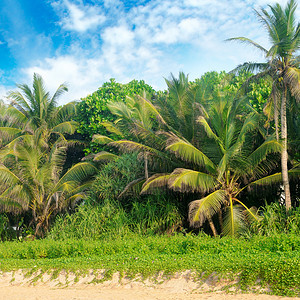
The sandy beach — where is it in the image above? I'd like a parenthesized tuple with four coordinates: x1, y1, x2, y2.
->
(0, 270, 299, 300)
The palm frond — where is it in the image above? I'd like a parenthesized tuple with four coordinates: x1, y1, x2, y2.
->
(92, 134, 114, 144)
(93, 151, 119, 162)
(168, 168, 217, 193)
(52, 121, 78, 135)
(222, 205, 245, 236)
(189, 189, 226, 227)
(166, 139, 216, 173)
(141, 173, 171, 194)
(226, 37, 268, 53)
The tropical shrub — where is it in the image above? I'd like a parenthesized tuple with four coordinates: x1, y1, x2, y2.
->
(77, 79, 155, 154)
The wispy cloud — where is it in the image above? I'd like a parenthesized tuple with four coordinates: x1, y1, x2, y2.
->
(52, 0, 106, 33)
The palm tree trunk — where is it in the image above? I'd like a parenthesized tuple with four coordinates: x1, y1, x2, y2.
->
(274, 89, 279, 141)
(208, 216, 218, 237)
(281, 85, 291, 210)
(144, 152, 149, 180)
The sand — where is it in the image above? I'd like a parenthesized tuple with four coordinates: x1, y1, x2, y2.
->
(0, 270, 299, 300)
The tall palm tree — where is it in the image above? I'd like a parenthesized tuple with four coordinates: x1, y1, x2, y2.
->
(228, 0, 300, 209)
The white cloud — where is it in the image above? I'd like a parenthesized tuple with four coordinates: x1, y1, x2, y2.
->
(54, 0, 106, 32)
(102, 26, 135, 47)
(17, 0, 300, 105)
(23, 56, 105, 103)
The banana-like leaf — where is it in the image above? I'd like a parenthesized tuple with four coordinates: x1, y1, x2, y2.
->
(189, 189, 226, 227)
(168, 168, 217, 193)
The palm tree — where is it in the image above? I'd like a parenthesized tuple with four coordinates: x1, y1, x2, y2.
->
(142, 97, 282, 236)
(228, 0, 300, 209)
(0, 73, 78, 149)
(0, 132, 97, 237)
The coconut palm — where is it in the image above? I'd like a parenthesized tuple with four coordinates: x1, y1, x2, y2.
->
(0, 132, 97, 237)
(228, 0, 300, 209)
(142, 97, 283, 236)
(0, 73, 78, 149)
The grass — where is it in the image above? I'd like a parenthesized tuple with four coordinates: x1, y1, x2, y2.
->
(0, 233, 299, 296)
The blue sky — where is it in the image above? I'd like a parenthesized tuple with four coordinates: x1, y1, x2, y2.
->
(0, 0, 297, 104)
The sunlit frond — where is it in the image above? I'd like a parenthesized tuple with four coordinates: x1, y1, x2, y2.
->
(52, 121, 78, 135)
(93, 151, 119, 162)
(166, 139, 216, 173)
(92, 134, 114, 144)
(168, 168, 217, 193)
(141, 173, 172, 194)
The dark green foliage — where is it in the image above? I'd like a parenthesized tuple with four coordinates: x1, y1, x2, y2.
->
(191, 71, 271, 113)
(0, 234, 300, 296)
(250, 203, 300, 235)
(88, 153, 144, 203)
(0, 213, 9, 241)
(48, 153, 182, 239)
(77, 79, 155, 154)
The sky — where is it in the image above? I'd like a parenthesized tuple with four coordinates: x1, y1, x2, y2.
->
(0, 0, 297, 104)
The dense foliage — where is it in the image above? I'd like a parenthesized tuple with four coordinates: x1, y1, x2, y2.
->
(77, 78, 155, 154)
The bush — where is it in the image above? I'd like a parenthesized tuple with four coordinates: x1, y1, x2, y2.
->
(49, 153, 182, 239)
(250, 203, 300, 236)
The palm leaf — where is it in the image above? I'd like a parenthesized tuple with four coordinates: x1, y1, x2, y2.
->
(93, 151, 119, 162)
(92, 134, 114, 144)
(168, 168, 217, 193)
(52, 121, 78, 135)
(141, 173, 172, 194)
(189, 189, 226, 227)
(166, 139, 216, 173)
(222, 205, 245, 236)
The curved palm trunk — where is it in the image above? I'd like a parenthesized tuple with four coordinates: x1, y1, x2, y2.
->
(281, 85, 291, 210)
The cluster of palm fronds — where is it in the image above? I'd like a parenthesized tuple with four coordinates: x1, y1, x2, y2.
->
(88, 0, 300, 236)
(0, 74, 97, 237)
(92, 72, 296, 236)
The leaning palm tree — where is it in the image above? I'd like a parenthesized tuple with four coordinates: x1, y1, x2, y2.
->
(228, 0, 300, 209)
(0, 132, 97, 237)
(142, 97, 283, 236)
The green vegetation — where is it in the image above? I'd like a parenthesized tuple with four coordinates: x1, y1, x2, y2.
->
(77, 78, 155, 154)
(0, 234, 300, 296)
(0, 1, 299, 296)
